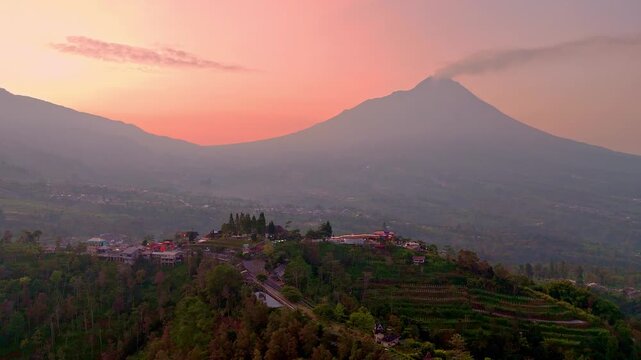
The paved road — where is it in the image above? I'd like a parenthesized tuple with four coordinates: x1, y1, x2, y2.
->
(242, 268, 296, 310)
(242, 260, 316, 315)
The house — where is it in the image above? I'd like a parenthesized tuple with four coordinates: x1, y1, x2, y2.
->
(373, 230, 396, 241)
(273, 264, 287, 282)
(120, 246, 141, 264)
(86, 237, 109, 255)
(97, 246, 141, 265)
(373, 322, 400, 347)
(412, 256, 426, 265)
(149, 241, 175, 252)
(254, 291, 283, 308)
(151, 250, 183, 265)
(328, 234, 371, 245)
(404, 241, 422, 251)
(380, 334, 400, 348)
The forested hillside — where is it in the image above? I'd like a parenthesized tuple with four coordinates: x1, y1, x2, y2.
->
(269, 241, 640, 359)
(2, 235, 639, 359)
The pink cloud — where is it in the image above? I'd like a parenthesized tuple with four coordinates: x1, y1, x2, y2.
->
(51, 36, 248, 71)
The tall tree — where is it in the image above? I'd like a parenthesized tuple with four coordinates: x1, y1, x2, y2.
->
(257, 212, 267, 235)
(205, 264, 243, 312)
(285, 256, 312, 290)
(319, 221, 333, 238)
(577, 266, 585, 286)
(172, 296, 212, 355)
(267, 221, 276, 237)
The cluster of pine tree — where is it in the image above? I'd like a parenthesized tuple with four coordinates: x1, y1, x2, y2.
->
(221, 212, 267, 235)
(304, 221, 333, 239)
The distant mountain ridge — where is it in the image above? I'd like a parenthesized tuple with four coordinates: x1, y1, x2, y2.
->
(1, 78, 641, 264)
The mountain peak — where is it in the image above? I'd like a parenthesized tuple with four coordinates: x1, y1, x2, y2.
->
(0, 88, 11, 96)
(412, 76, 465, 92)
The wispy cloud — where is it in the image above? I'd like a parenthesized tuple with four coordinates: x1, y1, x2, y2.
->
(436, 34, 641, 78)
(51, 36, 248, 71)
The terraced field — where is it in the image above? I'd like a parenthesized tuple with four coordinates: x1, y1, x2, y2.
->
(310, 243, 617, 353)
(361, 268, 604, 348)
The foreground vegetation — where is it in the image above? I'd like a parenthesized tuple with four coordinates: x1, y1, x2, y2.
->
(0, 241, 190, 359)
(0, 240, 390, 359)
(1, 229, 640, 359)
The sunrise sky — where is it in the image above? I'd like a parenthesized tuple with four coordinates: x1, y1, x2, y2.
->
(2, 1, 641, 153)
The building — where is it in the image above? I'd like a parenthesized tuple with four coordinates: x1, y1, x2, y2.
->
(86, 237, 109, 255)
(380, 334, 400, 348)
(149, 241, 175, 252)
(151, 250, 182, 266)
(373, 323, 400, 348)
(97, 246, 141, 265)
(373, 323, 385, 342)
(328, 234, 371, 245)
(404, 241, 422, 251)
(328, 230, 398, 246)
(254, 291, 283, 308)
(373, 230, 396, 240)
(120, 246, 141, 264)
(412, 256, 426, 265)
(273, 264, 287, 281)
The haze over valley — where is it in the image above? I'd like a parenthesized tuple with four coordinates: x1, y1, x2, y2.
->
(2, 77, 641, 265)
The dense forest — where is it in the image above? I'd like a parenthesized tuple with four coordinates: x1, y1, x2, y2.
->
(0, 238, 188, 359)
(2, 228, 640, 359)
(0, 236, 388, 359)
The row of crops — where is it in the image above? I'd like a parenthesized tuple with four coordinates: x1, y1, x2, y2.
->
(362, 278, 602, 347)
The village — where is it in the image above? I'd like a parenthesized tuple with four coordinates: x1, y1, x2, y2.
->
(81, 220, 430, 348)
(84, 227, 429, 268)
(76, 217, 641, 352)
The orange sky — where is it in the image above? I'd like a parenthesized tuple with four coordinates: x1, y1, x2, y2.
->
(2, 1, 641, 153)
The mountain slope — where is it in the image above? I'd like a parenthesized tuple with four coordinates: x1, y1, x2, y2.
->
(0, 88, 206, 186)
(1, 79, 641, 264)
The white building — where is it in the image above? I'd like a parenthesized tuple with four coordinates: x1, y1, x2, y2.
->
(151, 251, 183, 265)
